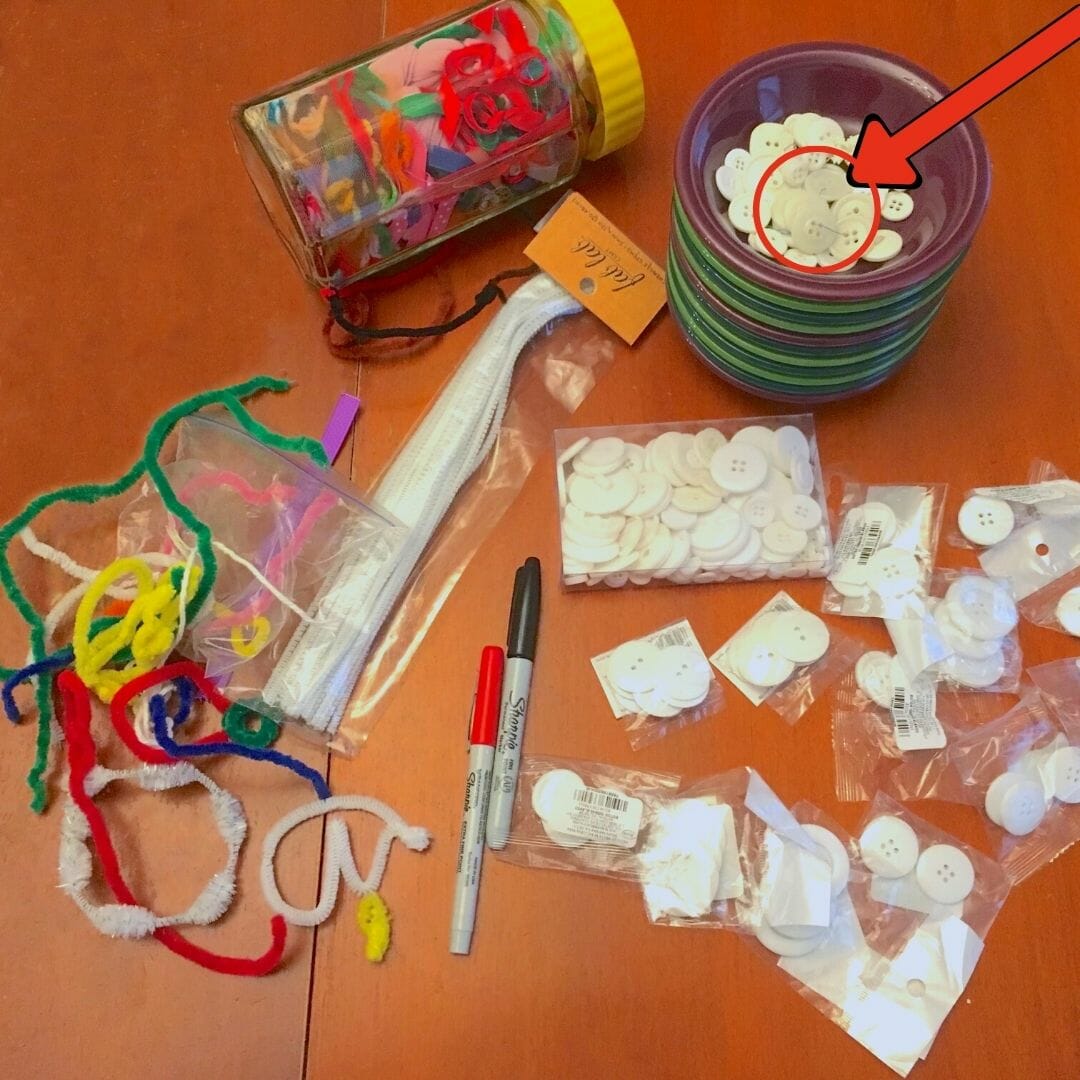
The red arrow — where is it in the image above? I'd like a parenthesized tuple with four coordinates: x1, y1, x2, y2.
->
(849, 5, 1080, 189)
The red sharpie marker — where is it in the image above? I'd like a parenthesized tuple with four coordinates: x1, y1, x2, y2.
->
(450, 645, 504, 955)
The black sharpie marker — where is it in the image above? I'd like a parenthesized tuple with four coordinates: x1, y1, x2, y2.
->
(486, 557, 541, 850)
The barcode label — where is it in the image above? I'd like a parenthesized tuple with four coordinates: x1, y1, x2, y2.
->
(545, 783, 644, 847)
(856, 521, 883, 565)
(653, 624, 694, 649)
(574, 788, 628, 813)
(890, 674, 946, 751)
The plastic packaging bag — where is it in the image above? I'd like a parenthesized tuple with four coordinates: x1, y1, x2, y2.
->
(831, 666, 1016, 803)
(590, 619, 723, 749)
(948, 458, 1080, 550)
(841, 795, 1010, 1078)
(493, 755, 680, 880)
(886, 569, 1022, 693)
(1017, 563, 1080, 638)
(554, 415, 832, 589)
(951, 689, 1080, 884)
(978, 505, 1080, 603)
(1028, 657, 1080, 731)
(639, 767, 811, 930)
(708, 591, 861, 724)
(823, 483, 946, 619)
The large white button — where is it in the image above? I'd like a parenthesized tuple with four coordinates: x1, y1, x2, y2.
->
(881, 190, 914, 222)
(575, 436, 626, 472)
(861, 229, 903, 263)
(957, 495, 1015, 547)
(936, 648, 1006, 689)
(654, 645, 712, 705)
(1055, 587, 1080, 636)
(691, 504, 745, 551)
(749, 121, 795, 158)
(829, 217, 870, 260)
(561, 534, 618, 565)
(607, 640, 664, 694)
(532, 769, 583, 819)
(987, 774, 1046, 835)
(932, 602, 1002, 660)
(734, 638, 795, 687)
(693, 427, 726, 464)
(855, 651, 898, 709)
(865, 547, 921, 598)
(622, 471, 671, 518)
(944, 576, 1018, 640)
(711, 442, 769, 494)
(772, 609, 830, 664)
(803, 164, 849, 203)
(790, 456, 815, 496)
(859, 815, 919, 878)
(801, 824, 851, 897)
(915, 844, 974, 905)
(788, 196, 837, 255)
(672, 485, 722, 515)
(661, 504, 698, 532)
(1050, 746, 1080, 803)
(754, 919, 828, 956)
(762, 521, 808, 557)
(566, 469, 638, 515)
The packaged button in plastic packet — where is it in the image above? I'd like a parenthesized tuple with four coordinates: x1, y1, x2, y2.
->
(1017, 563, 1080, 639)
(493, 755, 680, 881)
(949, 458, 1080, 550)
(554, 415, 832, 590)
(978, 505, 1080, 602)
(823, 483, 946, 619)
(637, 767, 791, 929)
(886, 569, 1022, 693)
(842, 795, 1010, 1078)
(709, 591, 861, 724)
(831, 663, 1015, 803)
(951, 689, 1080, 884)
(591, 619, 723, 749)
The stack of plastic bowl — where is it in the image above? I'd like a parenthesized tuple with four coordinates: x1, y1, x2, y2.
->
(669, 43, 991, 403)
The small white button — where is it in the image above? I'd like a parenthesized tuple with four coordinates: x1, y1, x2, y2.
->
(749, 121, 795, 158)
(622, 471, 671, 518)
(607, 640, 664, 694)
(769, 187, 811, 232)
(800, 824, 851, 897)
(859, 815, 919, 878)
(748, 228, 790, 258)
(711, 442, 769, 494)
(561, 534, 618, 565)
(730, 424, 777, 456)
(690, 505, 746, 553)
(772, 609, 830, 664)
(829, 217, 870, 260)
(881, 190, 914, 221)
(729, 191, 774, 233)
(855, 651, 899, 709)
(861, 228, 903, 263)
(1057, 587, 1080, 636)
(762, 521, 808, 557)
(745, 155, 786, 194)
(784, 250, 818, 268)
(778, 156, 810, 187)
(741, 492, 777, 529)
(576, 436, 626, 471)
(803, 164, 849, 203)
(773, 425, 811, 470)
(1050, 746, 1080, 803)
(660, 504, 698, 532)
(958, 495, 1015, 547)
(790, 456, 815, 496)
(724, 147, 751, 172)
(780, 493, 823, 532)
(915, 844, 975, 905)
(715, 164, 738, 200)
(671, 485, 722, 515)
(833, 192, 875, 223)
(944, 576, 1018, 640)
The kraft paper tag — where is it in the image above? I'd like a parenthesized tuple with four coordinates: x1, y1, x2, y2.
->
(525, 191, 665, 344)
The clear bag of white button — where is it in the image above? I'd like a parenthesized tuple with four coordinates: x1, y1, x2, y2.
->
(591, 619, 724, 749)
(638, 767, 792, 928)
(1016, 563, 1080, 639)
(1028, 658, 1080, 734)
(492, 755, 681, 881)
(710, 591, 862, 724)
(554, 415, 832, 590)
(886, 569, 1023, 694)
(831, 665, 1014, 804)
(948, 458, 1080, 551)
(822, 483, 946, 619)
(841, 794, 1010, 1078)
(950, 692, 1080, 885)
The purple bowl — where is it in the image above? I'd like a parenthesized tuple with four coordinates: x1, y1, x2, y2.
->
(675, 43, 991, 303)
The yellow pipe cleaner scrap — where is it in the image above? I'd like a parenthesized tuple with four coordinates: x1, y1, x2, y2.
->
(356, 892, 392, 963)
(73, 557, 202, 702)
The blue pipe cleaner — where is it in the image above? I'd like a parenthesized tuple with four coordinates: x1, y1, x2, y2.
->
(3, 652, 72, 723)
(150, 690, 330, 799)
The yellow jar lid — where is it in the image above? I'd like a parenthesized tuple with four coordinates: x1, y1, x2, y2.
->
(558, 0, 645, 160)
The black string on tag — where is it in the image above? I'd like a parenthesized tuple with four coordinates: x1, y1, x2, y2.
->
(322, 266, 537, 342)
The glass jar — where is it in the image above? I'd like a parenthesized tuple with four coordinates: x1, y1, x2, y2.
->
(234, 0, 644, 288)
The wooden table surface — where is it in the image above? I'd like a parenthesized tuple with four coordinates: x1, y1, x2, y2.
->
(1, 2, 1078, 1078)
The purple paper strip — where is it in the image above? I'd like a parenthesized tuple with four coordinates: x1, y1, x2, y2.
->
(321, 393, 362, 463)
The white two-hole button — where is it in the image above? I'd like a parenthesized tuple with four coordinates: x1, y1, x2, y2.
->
(915, 844, 974, 905)
(655, 646, 712, 705)
(958, 495, 1015, 547)
(735, 638, 795, 688)
(859, 815, 919, 878)
(749, 122, 795, 158)
(772, 609, 830, 664)
(607, 640, 664, 694)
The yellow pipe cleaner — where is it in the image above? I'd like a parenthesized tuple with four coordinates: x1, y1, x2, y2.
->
(356, 892, 392, 963)
(73, 557, 202, 703)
